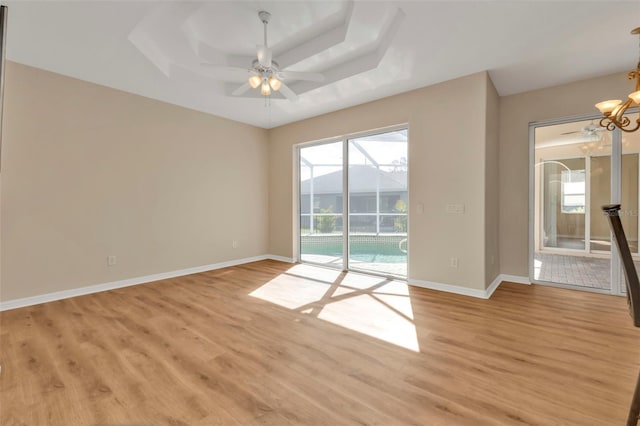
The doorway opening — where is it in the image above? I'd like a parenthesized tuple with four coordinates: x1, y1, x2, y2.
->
(531, 115, 640, 294)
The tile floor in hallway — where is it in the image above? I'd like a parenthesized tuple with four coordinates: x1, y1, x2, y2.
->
(534, 252, 640, 290)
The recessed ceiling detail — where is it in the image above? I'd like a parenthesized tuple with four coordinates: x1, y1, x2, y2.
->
(128, 2, 404, 101)
(6, 1, 640, 128)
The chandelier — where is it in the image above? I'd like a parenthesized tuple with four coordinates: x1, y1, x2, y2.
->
(595, 27, 640, 133)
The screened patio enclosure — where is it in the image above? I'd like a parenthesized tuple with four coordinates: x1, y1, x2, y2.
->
(299, 129, 408, 277)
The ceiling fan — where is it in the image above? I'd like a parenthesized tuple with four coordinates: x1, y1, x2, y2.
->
(560, 120, 606, 137)
(201, 11, 325, 101)
(536, 119, 608, 149)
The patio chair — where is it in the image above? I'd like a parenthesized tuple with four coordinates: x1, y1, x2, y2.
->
(602, 204, 640, 426)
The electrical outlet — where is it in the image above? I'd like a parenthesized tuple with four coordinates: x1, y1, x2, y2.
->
(107, 255, 117, 266)
(232, 240, 238, 249)
(449, 257, 458, 268)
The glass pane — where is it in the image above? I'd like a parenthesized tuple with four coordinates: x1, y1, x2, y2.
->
(590, 155, 611, 251)
(621, 154, 639, 296)
(534, 119, 611, 290)
(299, 141, 344, 267)
(621, 124, 640, 275)
(621, 156, 639, 255)
(612, 116, 640, 296)
(348, 130, 407, 277)
(542, 157, 586, 250)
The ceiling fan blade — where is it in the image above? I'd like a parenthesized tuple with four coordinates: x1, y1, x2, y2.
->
(257, 45, 272, 68)
(278, 82, 298, 102)
(277, 70, 325, 82)
(200, 64, 251, 82)
(232, 82, 252, 96)
(560, 131, 581, 135)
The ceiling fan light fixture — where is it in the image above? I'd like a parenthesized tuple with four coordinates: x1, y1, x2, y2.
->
(217, 10, 321, 102)
(269, 77, 282, 91)
(248, 75, 262, 89)
(261, 81, 271, 96)
(595, 26, 640, 132)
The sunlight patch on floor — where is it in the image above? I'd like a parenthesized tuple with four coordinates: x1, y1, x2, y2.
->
(371, 293, 414, 320)
(248, 264, 342, 309)
(317, 292, 419, 351)
(339, 272, 385, 289)
(286, 263, 344, 282)
(249, 264, 419, 351)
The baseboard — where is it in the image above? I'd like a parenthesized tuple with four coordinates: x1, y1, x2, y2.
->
(408, 278, 494, 299)
(265, 254, 296, 263)
(485, 274, 503, 298)
(408, 273, 531, 299)
(0, 254, 296, 312)
(1, 255, 528, 310)
(499, 274, 530, 285)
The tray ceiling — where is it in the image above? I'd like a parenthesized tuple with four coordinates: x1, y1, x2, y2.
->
(5, 1, 640, 128)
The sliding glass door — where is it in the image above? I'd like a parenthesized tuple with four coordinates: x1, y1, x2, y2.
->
(621, 122, 640, 255)
(299, 141, 344, 267)
(347, 132, 408, 276)
(298, 128, 408, 278)
(621, 119, 640, 292)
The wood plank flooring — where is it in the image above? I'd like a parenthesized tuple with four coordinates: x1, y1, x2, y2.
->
(1, 259, 639, 425)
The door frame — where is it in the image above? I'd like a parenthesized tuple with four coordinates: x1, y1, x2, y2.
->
(528, 112, 626, 295)
(294, 123, 410, 280)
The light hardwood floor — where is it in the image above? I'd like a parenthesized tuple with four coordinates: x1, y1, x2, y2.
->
(1, 259, 639, 425)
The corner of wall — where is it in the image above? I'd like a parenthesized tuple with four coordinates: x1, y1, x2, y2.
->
(484, 72, 501, 289)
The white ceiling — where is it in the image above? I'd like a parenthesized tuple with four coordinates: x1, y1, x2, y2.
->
(5, 1, 640, 128)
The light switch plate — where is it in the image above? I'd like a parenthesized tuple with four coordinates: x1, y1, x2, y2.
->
(446, 203, 465, 214)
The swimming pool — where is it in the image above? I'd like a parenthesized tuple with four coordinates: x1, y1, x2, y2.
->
(301, 234, 407, 264)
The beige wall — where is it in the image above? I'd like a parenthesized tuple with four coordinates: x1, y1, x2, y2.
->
(499, 72, 631, 276)
(1, 62, 269, 301)
(485, 77, 500, 286)
(6, 59, 632, 301)
(269, 72, 495, 290)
